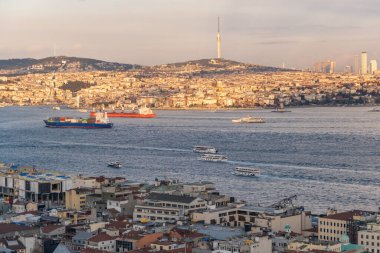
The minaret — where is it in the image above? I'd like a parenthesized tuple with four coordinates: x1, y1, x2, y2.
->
(217, 17, 221, 59)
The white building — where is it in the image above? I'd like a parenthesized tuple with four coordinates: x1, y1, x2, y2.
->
(361, 52, 368, 74)
(370, 60, 378, 74)
(86, 233, 117, 252)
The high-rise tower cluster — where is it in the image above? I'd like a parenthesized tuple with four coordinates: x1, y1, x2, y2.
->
(356, 51, 377, 75)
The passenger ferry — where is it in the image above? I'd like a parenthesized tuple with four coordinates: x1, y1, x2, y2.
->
(232, 116, 265, 123)
(52, 106, 60, 111)
(232, 167, 261, 177)
(193, 146, 218, 154)
(199, 154, 227, 162)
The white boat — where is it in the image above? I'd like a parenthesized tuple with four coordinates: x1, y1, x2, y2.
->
(193, 146, 218, 154)
(232, 167, 260, 177)
(52, 106, 60, 111)
(108, 161, 122, 168)
(199, 154, 227, 162)
(232, 116, 265, 123)
(78, 109, 88, 113)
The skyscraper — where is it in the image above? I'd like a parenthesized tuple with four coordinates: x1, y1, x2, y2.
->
(344, 65, 352, 73)
(370, 60, 378, 74)
(361, 52, 368, 74)
(217, 17, 221, 59)
(354, 54, 359, 74)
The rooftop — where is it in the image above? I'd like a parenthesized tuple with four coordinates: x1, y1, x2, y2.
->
(146, 193, 197, 204)
(0, 224, 37, 234)
(88, 233, 117, 243)
(321, 210, 375, 221)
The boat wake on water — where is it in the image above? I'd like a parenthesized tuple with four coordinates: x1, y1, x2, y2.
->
(38, 140, 192, 153)
(227, 160, 380, 174)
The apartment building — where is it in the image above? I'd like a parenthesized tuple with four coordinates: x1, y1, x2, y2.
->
(358, 222, 380, 253)
(192, 205, 312, 234)
(66, 188, 94, 211)
(318, 210, 377, 244)
(133, 193, 207, 222)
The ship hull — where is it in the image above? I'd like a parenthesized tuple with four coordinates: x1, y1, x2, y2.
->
(90, 112, 156, 118)
(44, 120, 113, 128)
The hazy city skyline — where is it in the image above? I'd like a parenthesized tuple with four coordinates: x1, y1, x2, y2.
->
(1, 0, 380, 69)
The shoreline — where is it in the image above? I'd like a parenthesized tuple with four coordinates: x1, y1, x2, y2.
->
(0, 104, 378, 111)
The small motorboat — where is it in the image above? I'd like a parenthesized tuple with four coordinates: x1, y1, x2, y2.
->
(108, 161, 122, 168)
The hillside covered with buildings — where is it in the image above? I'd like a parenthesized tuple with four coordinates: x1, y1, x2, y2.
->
(0, 57, 379, 109)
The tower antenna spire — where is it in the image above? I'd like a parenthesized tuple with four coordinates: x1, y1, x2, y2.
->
(217, 16, 221, 59)
(218, 16, 220, 33)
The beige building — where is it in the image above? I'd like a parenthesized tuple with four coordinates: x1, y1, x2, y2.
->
(192, 205, 312, 234)
(358, 222, 380, 253)
(318, 210, 377, 244)
(287, 240, 341, 252)
(65, 188, 93, 211)
(133, 193, 207, 222)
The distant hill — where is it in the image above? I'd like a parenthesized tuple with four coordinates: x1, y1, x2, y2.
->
(0, 57, 292, 76)
(0, 56, 141, 75)
(146, 58, 291, 77)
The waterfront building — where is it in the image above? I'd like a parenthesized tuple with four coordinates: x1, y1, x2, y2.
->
(358, 222, 380, 253)
(318, 210, 377, 244)
(361, 52, 368, 74)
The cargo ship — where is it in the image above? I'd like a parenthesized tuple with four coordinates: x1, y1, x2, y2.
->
(90, 106, 156, 118)
(44, 112, 113, 128)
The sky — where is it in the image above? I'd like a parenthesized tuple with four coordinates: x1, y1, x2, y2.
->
(1, 0, 380, 69)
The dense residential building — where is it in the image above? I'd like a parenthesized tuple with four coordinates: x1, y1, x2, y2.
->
(0, 162, 377, 253)
(0, 59, 379, 109)
(318, 210, 377, 244)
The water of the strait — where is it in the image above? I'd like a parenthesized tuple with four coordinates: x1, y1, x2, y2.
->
(0, 106, 379, 213)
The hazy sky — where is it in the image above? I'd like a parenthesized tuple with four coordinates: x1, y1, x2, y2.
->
(1, 0, 380, 69)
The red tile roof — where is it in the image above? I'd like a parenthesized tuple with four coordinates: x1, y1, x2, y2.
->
(41, 224, 65, 234)
(105, 220, 130, 229)
(322, 210, 371, 221)
(0, 224, 36, 234)
(88, 233, 117, 243)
